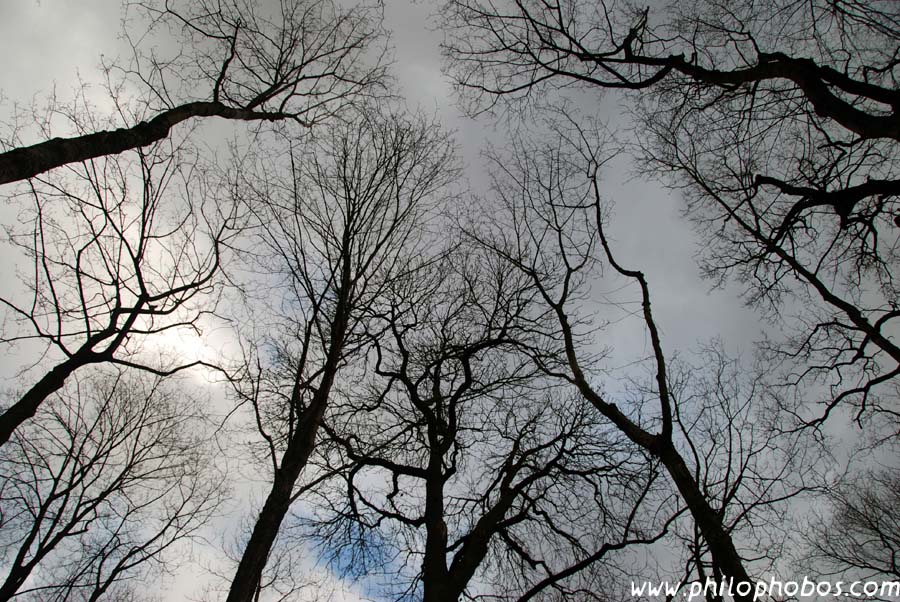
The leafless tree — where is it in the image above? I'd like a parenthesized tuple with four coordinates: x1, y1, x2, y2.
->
(467, 116, 811, 602)
(221, 107, 459, 602)
(0, 131, 237, 448)
(638, 96, 900, 436)
(800, 467, 900, 584)
(0, 0, 388, 185)
(0, 134, 237, 447)
(654, 345, 815, 600)
(0, 367, 223, 602)
(296, 241, 672, 602)
(441, 0, 900, 436)
(443, 0, 899, 136)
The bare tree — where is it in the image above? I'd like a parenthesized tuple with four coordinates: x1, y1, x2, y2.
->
(467, 117, 811, 602)
(441, 0, 900, 435)
(654, 345, 815, 599)
(442, 0, 899, 137)
(222, 107, 458, 602)
(0, 131, 237, 447)
(800, 467, 900, 584)
(637, 91, 900, 435)
(0, 367, 222, 602)
(300, 242, 671, 602)
(0, 0, 388, 185)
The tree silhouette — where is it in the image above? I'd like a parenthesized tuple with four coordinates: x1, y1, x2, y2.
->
(304, 242, 672, 602)
(442, 0, 900, 436)
(0, 368, 222, 602)
(222, 107, 458, 602)
(0, 132, 237, 447)
(0, 0, 388, 185)
(466, 116, 811, 602)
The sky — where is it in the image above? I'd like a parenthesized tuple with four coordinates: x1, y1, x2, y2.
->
(0, 1, 775, 600)
(0, 0, 762, 355)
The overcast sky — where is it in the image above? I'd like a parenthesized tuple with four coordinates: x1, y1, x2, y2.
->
(0, 0, 762, 354)
(0, 1, 769, 600)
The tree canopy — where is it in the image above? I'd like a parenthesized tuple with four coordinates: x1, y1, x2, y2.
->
(1, 1, 898, 601)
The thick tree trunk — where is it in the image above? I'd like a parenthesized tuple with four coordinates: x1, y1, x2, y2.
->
(0, 102, 294, 185)
(0, 567, 30, 602)
(566, 366, 754, 601)
(422, 443, 452, 602)
(657, 443, 754, 602)
(225, 299, 349, 602)
(0, 358, 82, 447)
(423, 581, 459, 602)
(224, 411, 326, 602)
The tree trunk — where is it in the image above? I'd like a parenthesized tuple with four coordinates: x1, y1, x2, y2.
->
(0, 358, 82, 447)
(0, 102, 293, 185)
(225, 299, 349, 602)
(224, 414, 325, 602)
(658, 443, 754, 602)
(566, 359, 755, 601)
(422, 443, 453, 602)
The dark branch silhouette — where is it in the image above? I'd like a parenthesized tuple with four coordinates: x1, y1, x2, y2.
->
(0, 0, 387, 185)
